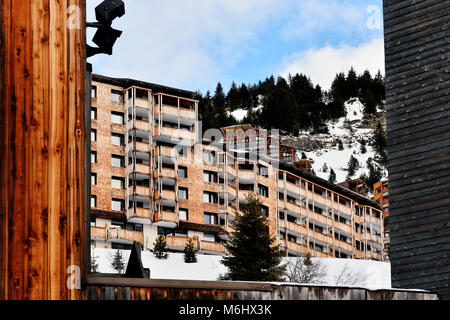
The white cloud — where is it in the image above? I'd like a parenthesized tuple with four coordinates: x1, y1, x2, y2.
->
(279, 38, 385, 90)
(87, 0, 283, 92)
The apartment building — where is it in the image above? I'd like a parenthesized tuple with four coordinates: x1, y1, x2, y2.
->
(373, 177, 390, 261)
(89, 74, 384, 261)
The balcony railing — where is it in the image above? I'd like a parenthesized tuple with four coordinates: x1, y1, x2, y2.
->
(134, 141, 150, 153)
(199, 241, 226, 255)
(153, 211, 178, 227)
(127, 207, 152, 222)
(90, 226, 144, 247)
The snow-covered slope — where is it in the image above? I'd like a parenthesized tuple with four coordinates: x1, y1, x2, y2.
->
(284, 99, 387, 186)
(92, 248, 392, 289)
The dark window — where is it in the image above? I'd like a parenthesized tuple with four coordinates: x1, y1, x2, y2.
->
(204, 212, 218, 225)
(111, 89, 123, 103)
(178, 187, 188, 199)
(203, 192, 218, 204)
(91, 107, 97, 120)
(178, 166, 187, 178)
(257, 184, 269, 197)
(111, 133, 125, 146)
(111, 111, 125, 125)
(111, 155, 125, 167)
(203, 170, 218, 183)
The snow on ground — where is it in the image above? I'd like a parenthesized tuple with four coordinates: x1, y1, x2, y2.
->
(93, 248, 391, 289)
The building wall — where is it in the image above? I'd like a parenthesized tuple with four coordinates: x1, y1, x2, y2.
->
(384, 0, 450, 299)
(89, 76, 384, 261)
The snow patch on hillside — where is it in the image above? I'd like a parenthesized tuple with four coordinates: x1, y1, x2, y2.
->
(298, 99, 384, 184)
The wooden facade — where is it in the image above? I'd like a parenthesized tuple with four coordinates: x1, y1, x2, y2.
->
(0, 0, 87, 299)
(384, 0, 450, 299)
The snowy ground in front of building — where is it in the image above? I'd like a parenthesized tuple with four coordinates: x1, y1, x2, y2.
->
(92, 248, 392, 290)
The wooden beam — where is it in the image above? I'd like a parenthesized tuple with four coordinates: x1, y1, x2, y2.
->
(0, 0, 86, 300)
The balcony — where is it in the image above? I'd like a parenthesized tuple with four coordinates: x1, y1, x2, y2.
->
(280, 240, 306, 255)
(135, 97, 149, 109)
(153, 211, 178, 228)
(239, 170, 255, 181)
(131, 119, 150, 132)
(155, 104, 196, 120)
(165, 235, 191, 251)
(154, 126, 195, 142)
(286, 221, 306, 236)
(130, 163, 150, 175)
(90, 226, 144, 247)
(134, 141, 150, 153)
(199, 241, 226, 255)
(128, 185, 151, 197)
(158, 168, 176, 179)
(155, 189, 176, 202)
(155, 145, 177, 158)
(127, 207, 152, 224)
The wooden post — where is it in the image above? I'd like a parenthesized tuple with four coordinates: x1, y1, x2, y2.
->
(0, 0, 86, 299)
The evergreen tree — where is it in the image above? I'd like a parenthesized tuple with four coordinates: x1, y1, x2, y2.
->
(322, 163, 328, 173)
(360, 139, 367, 154)
(111, 249, 125, 274)
(337, 139, 344, 151)
(346, 155, 360, 179)
(328, 168, 337, 184)
(371, 121, 388, 166)
(301, 152, 308, 160)
(152, 235, 169, 259)
(226, 81, 240, 111)
(220, 194, 286, 281)
(183, 237, 198, 263)
(90, 250, 99, 273)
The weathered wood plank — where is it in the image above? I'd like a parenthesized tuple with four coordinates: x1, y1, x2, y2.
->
(0, 0, 86, 300)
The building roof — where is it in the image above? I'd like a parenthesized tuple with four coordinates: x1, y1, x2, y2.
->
(278, 162, 381, 209)
(92, 74, 198, 100)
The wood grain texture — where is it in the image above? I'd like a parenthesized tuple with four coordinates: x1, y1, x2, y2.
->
(384, 0, 450, 300)
(0, 0, 86, 300)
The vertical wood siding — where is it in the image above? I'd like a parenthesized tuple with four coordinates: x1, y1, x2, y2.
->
(384, 0, 450, 299)
(0, 0, 86, 300)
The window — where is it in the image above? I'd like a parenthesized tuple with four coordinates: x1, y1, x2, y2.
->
(261, 205, 269, 216)
(203, 192, 218, 204)
(238, 163, 254, 171)
(179, 208, 188, 221)
(111, 155, 125, 167)
(257, 184, 269, 197)
(91, 85, 97, 98)
(178, 147, 187, 158)
(204, 212, 218, 225)
(375, 187, 381, 195)
(178, 187, 188, 199)
(203, 150, 216, 163)
(91, 107, 97, 120)
(91, 129, 97, 142)
(111, 198, 125, 211)
(111, 133, 125, 146)
(111, 176, 125, 189)
(90, 195, 97, 208)
(178, 166, 187, 178)
(203, 234, 216, 242)
(111, 111, 124, 125)
(257, 165, 268, 177)
(91, 151, 97, 164)
(111, 89, 123, 103)
(91, 173, 97, 186)
(203, 170, 218, 183)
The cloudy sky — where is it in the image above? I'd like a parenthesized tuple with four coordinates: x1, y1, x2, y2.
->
(87, 0, 384, 93)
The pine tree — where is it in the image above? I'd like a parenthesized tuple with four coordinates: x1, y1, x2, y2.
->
(183, 237, 198, 263)
(360, 139, 367, 154)
(322, 163, 328, 173)
(337, 139, 344, 151)
(371, 121, 388, 166)
(152, 235, 169, 259)
(90, 250, 99, 273)
(328, 168, 337, 184)
(346, 155, 360, 179)
(301, 152, 307, 160)
(111, 249, 125, 274)
(220, 194, 286, 281)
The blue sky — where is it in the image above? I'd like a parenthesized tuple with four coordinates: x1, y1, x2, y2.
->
(87, 0, 384, 94)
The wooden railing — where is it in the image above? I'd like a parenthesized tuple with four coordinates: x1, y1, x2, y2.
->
(90, 226, 144, 247)
(154, 211, 178, 224)
(200, 241, 226, 254)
